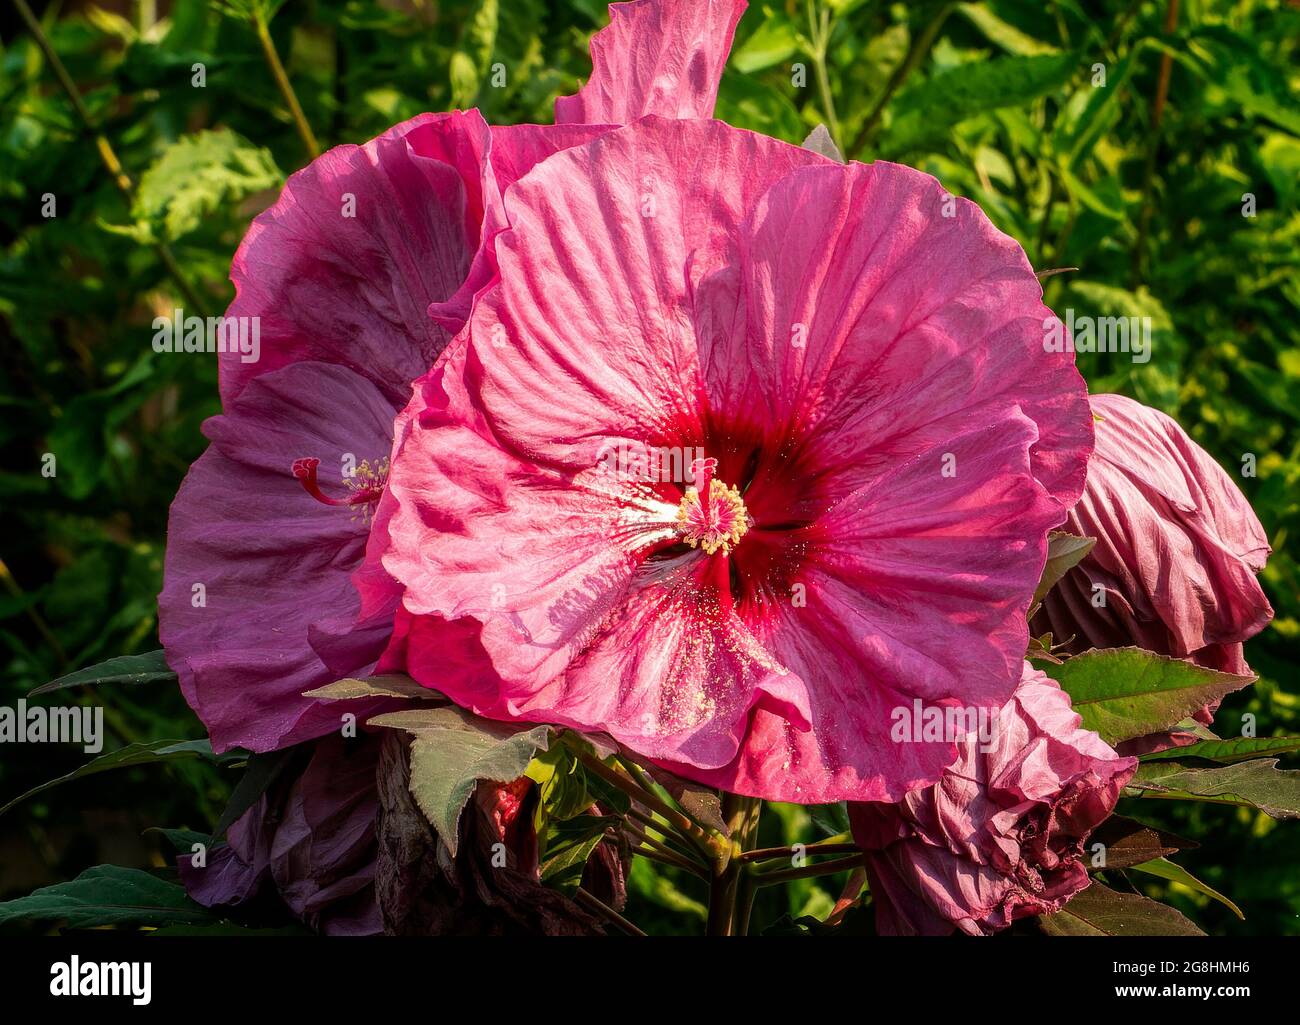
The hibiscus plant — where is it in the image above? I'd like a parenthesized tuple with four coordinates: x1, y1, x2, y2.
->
(1, 0, 1296, 939)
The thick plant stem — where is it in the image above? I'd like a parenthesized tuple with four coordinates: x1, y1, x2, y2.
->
(706, 795, 761, 936)
(254, 12, 321, 160)
(13, 0, 209, 317)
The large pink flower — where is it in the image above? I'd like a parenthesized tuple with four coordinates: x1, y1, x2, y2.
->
(159, 110, 497, 752)
(366, 115, 1094, 803)
(159, 0, 743, 753)
(1034, 393, 1273, 677)
(849, 665, 1136, 936)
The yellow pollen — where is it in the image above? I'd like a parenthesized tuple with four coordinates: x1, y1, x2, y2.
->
(676, 478, 749, 556)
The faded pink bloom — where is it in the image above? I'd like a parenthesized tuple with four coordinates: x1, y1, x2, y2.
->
(180, 734, 384, 936)
(159, 0, 743, 754)
(159, 111, 497, 752)
(1035, 393, 1272, 675)
(365, 115, 1093, 803)
(1033, 393, 1272, 753)
(849, 665, 1136, 936)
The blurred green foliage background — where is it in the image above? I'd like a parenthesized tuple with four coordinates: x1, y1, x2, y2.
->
(0, 0, 1296, 934)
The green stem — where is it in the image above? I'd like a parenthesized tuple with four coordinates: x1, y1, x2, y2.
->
(563, 738, 726, 862)
(848, 2, 955, 160)
(806, 0, 841, 153)
(253, 11, 321, 160)
(1131, 0, 1180, 285)
(754, 853, 867, 887)
(626, 809, 709, 870)
(705, 795, 760, 936)
(574, 888, 647, 937)
(737, 837, 859, 864)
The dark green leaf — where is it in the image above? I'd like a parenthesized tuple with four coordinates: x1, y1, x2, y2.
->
(1039, 881, 1204, 936)
(31, 649, 175, 696)
(0, 739, 229, 818)
(0, 866, 214, 929)
(1045, 648, 1254, 746)
(1129, 758, 1300, 819)
(1139, 735, 1300, 764)
(1130, 858, 1243, 920)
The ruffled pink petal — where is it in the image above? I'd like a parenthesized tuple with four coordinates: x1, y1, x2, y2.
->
(443, 118, 823, 470)
(430, 123, 613, 332)
(159, 361, 396, 752)
(221, 110, 492, 406)
(555, 0, 747, 125)
(851, 666, 1135, 935)
(697, 160, 1092, 514)
(374, 116, 1092, 802)
(1037, 393, 1272, 658)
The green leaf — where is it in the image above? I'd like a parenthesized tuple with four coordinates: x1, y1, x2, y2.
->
(303, 673, 444, 702)
(132, 129, 280, 241)
(0, 866, 214, 929)
(210, 747, 297, 839)
(1088, 814, 1196, 870)
(1128, 758, 1300, 819)
(530, 745, 593, 822)
(809, 802, 851, 838)
(0, 739, 230, 818)
(1032, 531, 1095, 603)
(1045, 648, 1254, 747)
(955, 3, 1058, 56)
(1130, 858, 1243, 920)
(731, 7, 799, 73)
(30, 649, 175, 696)
(1039, 881, 1204, 936)
(883, 52, 1081, 156)
(642, 763, 728, 835)
(371, 706, 551, 855)
(1139, 735, 1300, 764)
(1054, 43, 1146, 167)
(540, 831, 605, 894)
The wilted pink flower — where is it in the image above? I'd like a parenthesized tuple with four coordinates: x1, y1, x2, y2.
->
(159, 0, 741, 753)
(849, 665, 1136, 936)
(365, 114, 1094, 803)
(181, 733, 626, 935)
(1034, 393, 1273, 678)
(180, 734, 384, 935)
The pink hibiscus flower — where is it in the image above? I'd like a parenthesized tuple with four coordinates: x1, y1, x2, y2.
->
(365, 114, 1094, 803)
(1034, 392, 1273, 677)
(849, 665, 1136, 936)
(158, 0, 744, 753)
